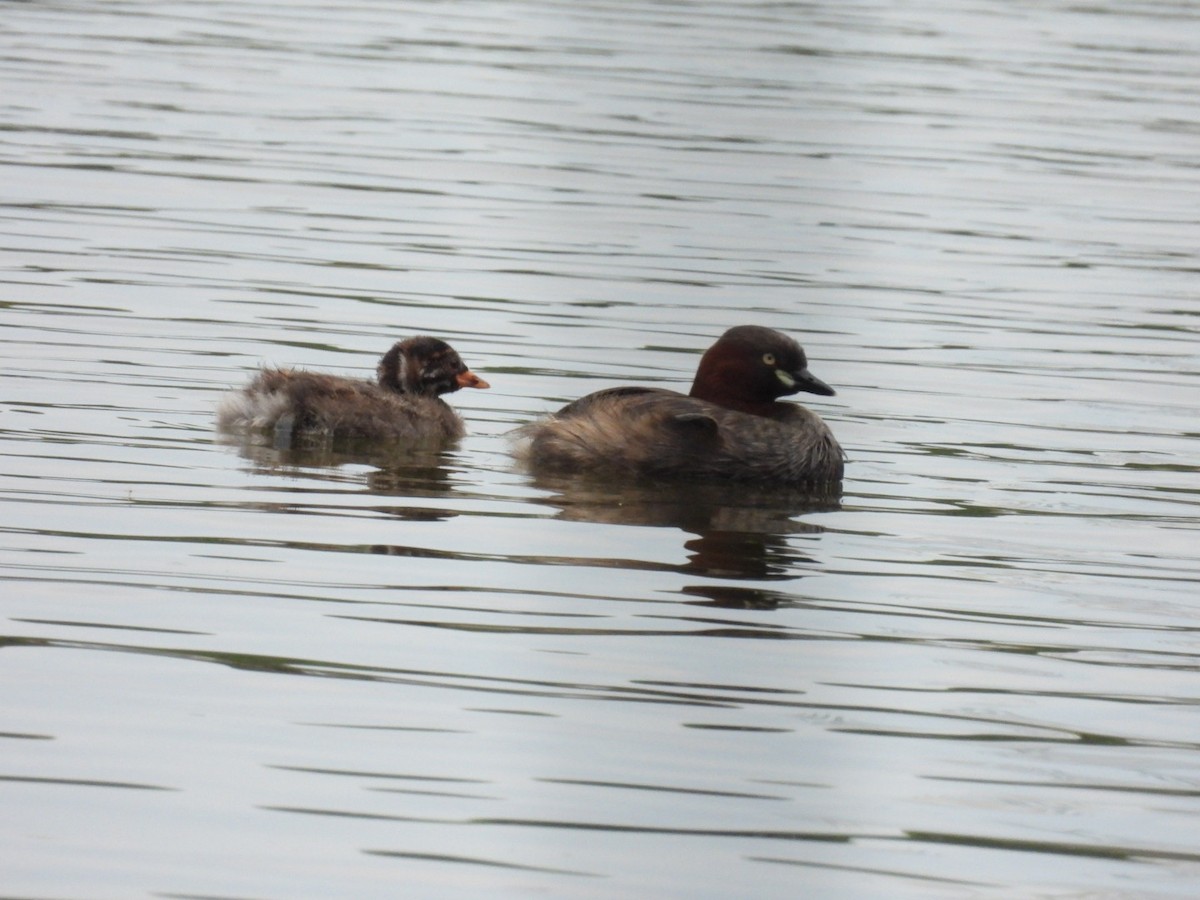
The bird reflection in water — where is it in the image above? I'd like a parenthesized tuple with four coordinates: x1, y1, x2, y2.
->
(219, 435, 842, 589)
(217, 431, 462, 523)
(527, 472, 840, 585)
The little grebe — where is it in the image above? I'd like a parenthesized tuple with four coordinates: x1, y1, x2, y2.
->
(515, 325, 843, 484)
(218, 336, 489, 444)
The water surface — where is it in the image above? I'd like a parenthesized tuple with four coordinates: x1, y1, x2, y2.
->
(3, 1, 1199, 897)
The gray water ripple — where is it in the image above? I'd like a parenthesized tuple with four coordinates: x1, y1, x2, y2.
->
(4, 1, 1200, 897)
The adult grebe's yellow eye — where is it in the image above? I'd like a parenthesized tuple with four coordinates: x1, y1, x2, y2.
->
(762, 352, 776, 366)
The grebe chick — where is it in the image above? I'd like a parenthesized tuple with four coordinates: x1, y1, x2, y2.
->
(218, 335, 489, 444)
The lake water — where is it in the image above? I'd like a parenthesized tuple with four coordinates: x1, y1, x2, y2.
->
(3, 1, 1199, 897)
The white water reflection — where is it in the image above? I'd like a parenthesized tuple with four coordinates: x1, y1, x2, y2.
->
(3, 1, 1200, 898)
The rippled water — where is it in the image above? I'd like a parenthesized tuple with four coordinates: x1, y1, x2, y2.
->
(3, 1, 1199, 897)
